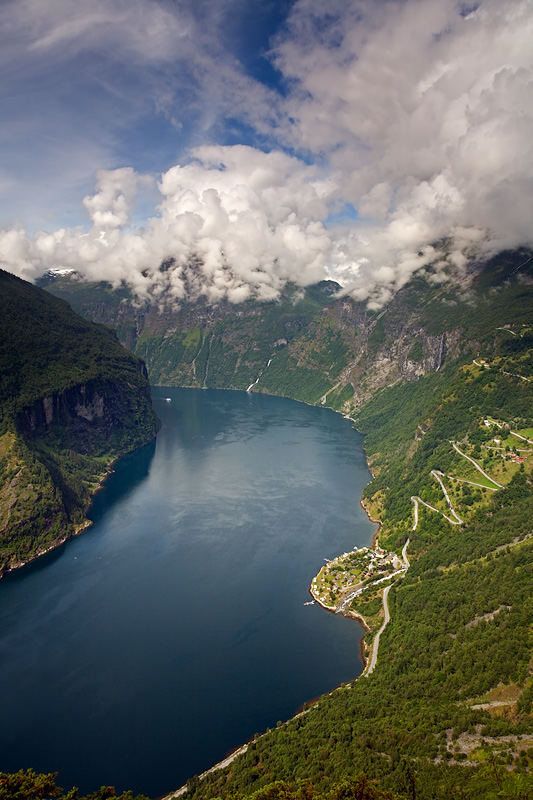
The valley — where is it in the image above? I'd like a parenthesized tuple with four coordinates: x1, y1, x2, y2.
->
(1, 248, 531, 799)
(39, 249, 533, 799)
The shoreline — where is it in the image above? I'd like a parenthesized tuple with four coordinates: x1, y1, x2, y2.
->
(345, 609, 371, 672)
(357, 436, 382, 549)
(162, 390, 387, 797)
(1, 456, 121, 580)
(360, 497, 382, 548)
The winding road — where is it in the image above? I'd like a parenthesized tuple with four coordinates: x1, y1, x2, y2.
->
(411, 495, 462, 528)
(452, 442, 504, 488)
(411, 438, 508, 533)
(363, 538, 410, 676)
(164, 744, 250, 798)
(431, 470, 464, 523)
(401, 538, 410, 568)
(365, 584, 392, 676)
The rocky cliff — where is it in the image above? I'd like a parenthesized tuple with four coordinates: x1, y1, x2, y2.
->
(44, 249, 533, 415)
(0, 269, 159, 574)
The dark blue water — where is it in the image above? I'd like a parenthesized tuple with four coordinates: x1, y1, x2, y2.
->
(0, 388, 376, 798)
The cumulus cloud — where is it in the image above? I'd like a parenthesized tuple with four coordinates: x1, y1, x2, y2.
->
(0, 148, 333, 302)
(0, 0, 280, 230)
(0, 0, 532, 306)
(272, 0, 533, 302)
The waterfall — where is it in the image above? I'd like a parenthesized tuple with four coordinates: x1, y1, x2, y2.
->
(247, 358, 273, 392)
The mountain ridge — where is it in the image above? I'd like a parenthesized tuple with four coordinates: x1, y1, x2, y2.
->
(44, 248, 533, 412)
(0, 269, 159, 575)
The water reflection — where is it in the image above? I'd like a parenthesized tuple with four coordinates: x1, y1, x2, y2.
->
(88, 439, 156, 524)
(0, 389, 376, 798)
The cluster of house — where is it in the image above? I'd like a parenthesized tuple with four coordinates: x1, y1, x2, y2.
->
(312, 546, 399, 603)
(360, 550, 396, 578)
(490, 437, 526, 463)
(481, 420, 528, 464)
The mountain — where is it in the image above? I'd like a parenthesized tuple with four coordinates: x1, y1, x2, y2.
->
(39, 250, 533, 798)
(44, 249, 533, 413)
(0, 269, 159, 576)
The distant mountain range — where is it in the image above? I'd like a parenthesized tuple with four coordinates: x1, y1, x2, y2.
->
(43, 248, 533, 414)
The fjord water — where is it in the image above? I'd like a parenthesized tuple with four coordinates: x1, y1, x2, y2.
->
(0, 388, 376, 798)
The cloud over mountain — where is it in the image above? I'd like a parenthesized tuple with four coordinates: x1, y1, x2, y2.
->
(0, 0, 531, 307)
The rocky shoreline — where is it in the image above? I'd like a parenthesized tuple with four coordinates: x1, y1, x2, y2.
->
(1, 459, 117, 580)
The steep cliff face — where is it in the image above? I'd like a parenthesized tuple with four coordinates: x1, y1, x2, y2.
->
(16, 374, 154, 452)
(0, 269, 159, 574)
(321, 299, 464, 409)
(44, 249, 533, 416)
(43, 268, 473, 413)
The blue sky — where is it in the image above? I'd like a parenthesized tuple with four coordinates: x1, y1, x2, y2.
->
(1, 0, 532, 307)
(1, 0, 295, 229)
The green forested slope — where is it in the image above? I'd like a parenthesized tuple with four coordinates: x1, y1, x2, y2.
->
(45, 250, 533, 416)
(178, 258, 533, 800)
(182, 369, 532, 800)
(0, 269, 159, 574)
(46, 278, 349, 404)
(17, 251, 532, 798)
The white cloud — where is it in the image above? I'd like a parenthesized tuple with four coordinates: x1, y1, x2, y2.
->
(0, 0, 280, 230)
(0, 0, 532, 307)
(82, 168, 153, 230)
(0, 0, 193, 65)
(270, 0, 533, 302)
(0, 148, 333, 303)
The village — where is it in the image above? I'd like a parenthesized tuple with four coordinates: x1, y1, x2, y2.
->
(483, 419, 529, 464)
(310, 546, 404, 610)
(309, 409, 532, 614)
